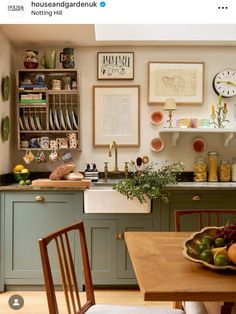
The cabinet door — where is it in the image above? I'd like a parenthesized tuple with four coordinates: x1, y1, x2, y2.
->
(4, 192, 77, 284)
(117, 219, 153, 279)
(163, 191, 224, 231)
(84, 220, 117, 280)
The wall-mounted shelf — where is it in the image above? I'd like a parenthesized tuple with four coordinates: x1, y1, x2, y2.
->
(159, 128, 236, 147)
(16, 69, 80, 151)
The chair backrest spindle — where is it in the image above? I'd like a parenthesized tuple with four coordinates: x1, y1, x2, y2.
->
(175, 209, 236, 231)
(39, 221, 95, 314)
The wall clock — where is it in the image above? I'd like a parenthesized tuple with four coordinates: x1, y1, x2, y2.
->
(213, 68, 236, 97)
(213, 69, 236, 97)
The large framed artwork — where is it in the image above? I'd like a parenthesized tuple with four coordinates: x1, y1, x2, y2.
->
(93, 85, 140, 147)
(148, 62, 204, 104)
(97, 52, 134, 80)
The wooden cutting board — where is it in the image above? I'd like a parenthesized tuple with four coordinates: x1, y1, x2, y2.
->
(31, 178, 91, 188)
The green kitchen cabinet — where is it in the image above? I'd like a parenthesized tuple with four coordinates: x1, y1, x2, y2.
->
(117, 219, 153, 279)
(3, 191, 83, 290)
(84, 216, 153, 286)
(160, 189, 236, 231)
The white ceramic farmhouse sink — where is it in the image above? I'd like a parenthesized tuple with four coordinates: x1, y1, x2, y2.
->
(84, 186, 151, 213)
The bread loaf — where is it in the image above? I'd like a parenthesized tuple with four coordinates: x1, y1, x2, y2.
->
(49, 163, 75, 180)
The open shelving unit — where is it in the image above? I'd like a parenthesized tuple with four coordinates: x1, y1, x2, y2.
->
(16, 69, 81, 151)
(159, 128, 236, 147)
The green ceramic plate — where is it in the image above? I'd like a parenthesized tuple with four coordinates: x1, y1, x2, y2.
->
(2, 116, 10, 141)
(2, 75, 10, 101)
(183, 226, 236, 270)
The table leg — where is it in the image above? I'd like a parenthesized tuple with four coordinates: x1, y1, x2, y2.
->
(221, 302, 234, 314)
(173, 301, 183, 309)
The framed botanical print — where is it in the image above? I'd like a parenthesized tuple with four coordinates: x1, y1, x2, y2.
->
(93, 85, 140, 147)
(148, 62, 204, 104)
(97, 52, 134, 80)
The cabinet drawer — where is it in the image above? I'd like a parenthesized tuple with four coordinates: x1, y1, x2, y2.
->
(169, 191, 224, 208)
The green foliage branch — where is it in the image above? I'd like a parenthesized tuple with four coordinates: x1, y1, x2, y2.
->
(113, 161, 184, 203)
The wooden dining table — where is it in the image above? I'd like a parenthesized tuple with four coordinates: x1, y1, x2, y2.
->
(125, 232, 236, 314)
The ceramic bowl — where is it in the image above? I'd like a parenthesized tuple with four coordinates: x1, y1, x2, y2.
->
(24, 61, 39, 69)
(150, 110, 164, 125)
(183, 226, 236, 271)
(192, 137, 206, 153)
(14, 172, 30, 182)
(150, 137, 164, 152)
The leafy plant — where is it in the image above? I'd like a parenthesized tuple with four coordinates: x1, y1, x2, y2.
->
(113, 161, 184, 203)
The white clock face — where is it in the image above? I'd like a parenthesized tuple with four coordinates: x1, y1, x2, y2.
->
(213, 68, 236, 97)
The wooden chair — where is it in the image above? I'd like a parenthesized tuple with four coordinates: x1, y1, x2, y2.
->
(174, 209, 236, 232)
(39, 221, 185, 314)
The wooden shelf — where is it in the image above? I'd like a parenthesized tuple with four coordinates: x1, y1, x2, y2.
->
(17, 69, 80, 152)
(159, 128, 236, 147)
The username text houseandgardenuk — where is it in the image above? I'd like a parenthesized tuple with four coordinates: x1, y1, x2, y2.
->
(31, 1, 97, 8)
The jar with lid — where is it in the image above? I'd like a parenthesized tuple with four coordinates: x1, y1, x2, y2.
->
(193, 156, 207, 182)
(232, 158, 236, 182)
(219, 160, 231, 182)
(207, 151, 219, 182)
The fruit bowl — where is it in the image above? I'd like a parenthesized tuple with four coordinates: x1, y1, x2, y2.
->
(14, 172, 29, 182)
(183, 226, 236, 270)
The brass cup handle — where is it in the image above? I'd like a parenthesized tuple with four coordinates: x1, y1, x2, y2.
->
(192, 195, 201, 201)
(117, 232, 124, 240)
(35, 195, 44, 202)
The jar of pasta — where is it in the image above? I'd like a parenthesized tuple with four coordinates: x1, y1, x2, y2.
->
(231, 158, 236, 182)
(219, 160, 231, 182)
(194, 157, 207, 182)
(207, 151, 219, 182)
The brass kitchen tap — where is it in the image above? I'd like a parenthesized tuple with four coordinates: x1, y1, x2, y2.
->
(108, 141, 119, 172)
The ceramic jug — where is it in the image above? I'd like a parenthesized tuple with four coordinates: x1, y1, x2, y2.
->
(41, 50, 57, 69)
(23, 50, 39, 69)
(62, 75, 71, 90)
(60, 48, 75, 69)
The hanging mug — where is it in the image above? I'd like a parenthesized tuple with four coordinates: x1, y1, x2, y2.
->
(61, 151, 72, 162)
(60, 47, 75, 69)
(49, 150, 59, 162)
(23, 150, 35, 164)
(41, 49, 57, 69)
(35, 150, 47, 163)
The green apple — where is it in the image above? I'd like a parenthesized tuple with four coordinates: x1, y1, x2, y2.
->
(19, 180, 25, 186)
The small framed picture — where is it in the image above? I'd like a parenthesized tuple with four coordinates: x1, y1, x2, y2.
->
(97, 52, 134, 80)
(148, 62, 204, 104)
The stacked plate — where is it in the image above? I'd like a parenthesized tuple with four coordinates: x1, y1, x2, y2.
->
(49, 108, 78, 130)
(20, 115, 43, 131)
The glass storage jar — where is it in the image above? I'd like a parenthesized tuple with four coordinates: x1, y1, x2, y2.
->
(232, 158, 236, 182)
(193, 156, 207, 182)
(207, 151, 219, 182)
(219, 160, 231, 182)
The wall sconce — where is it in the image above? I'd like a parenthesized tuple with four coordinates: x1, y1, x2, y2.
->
(164, 98, 177, 128)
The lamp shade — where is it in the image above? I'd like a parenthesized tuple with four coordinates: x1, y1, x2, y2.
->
(164, 98, 176, 110)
